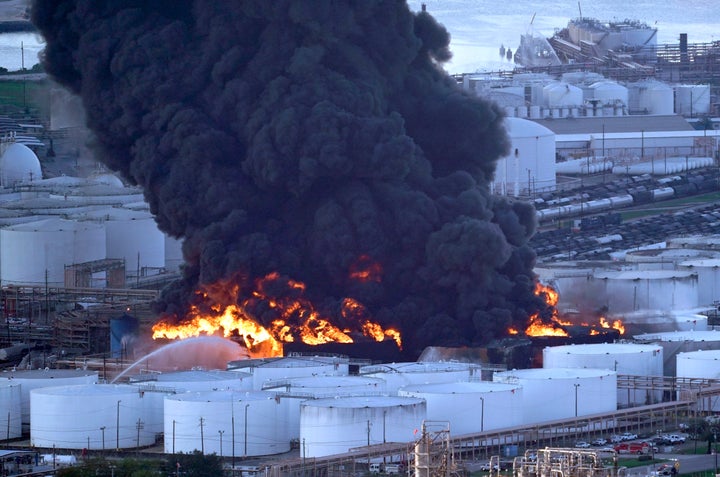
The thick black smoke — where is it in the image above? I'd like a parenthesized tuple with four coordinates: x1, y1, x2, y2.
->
(32, 0, 549, 359)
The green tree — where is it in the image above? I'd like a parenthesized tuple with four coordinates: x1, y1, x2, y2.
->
(166, 451, 225, 477)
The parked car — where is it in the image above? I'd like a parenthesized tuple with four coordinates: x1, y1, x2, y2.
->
(620, 432, 638, 441)
(663, 434, 686, 444)
(575, 441, 591, 448)
(592, 438, 608, 446)
(610, 435, 624, 443)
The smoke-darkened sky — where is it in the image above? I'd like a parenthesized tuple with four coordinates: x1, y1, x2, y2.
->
(31, 0, 549, 358)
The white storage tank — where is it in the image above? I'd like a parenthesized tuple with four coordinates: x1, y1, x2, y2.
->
(0, 217, 106, 286)
(543, 343, 663, 407)
(1, 369, 98, 432)
(300, 396, 426, 458)
(590, 270, 698, 313)
(634, 330, 720, 376)
(543, 82, 583, 107)
(164, 390, 291, 457)
(588, 81, 629, 108)
(678, 259, 720, 307)
(398, 381, 522, 434)
(610, 309, 708, 337)
(0, 380, 21, 439)
(0, 143, 42, 186)
(493, 117, 556, 197)
(675, 84, 710, 116)
(360, 361, 479, 395)
(262, 375, 387, 442)
(624, 248, 720, 271)
(628, 80, 674, 115)
(493, 368, 617, 425)
(676, 350, 720, 411)
(31, 384, 153, 450)
(227, 356, 349, 390)
(667, 236, 720, 251)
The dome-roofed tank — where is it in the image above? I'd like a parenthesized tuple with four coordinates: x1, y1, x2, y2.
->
(360, 361, 480, 395)
(164, 390, 291, 457)
(30, 384, 153, 450)
(398, 381, 523, 434)
(0, 142, 41, 186)
(228, 355, 350, 390)
(543, 343, 663, 407)
(301, 396, 426, 458)
(0, 380, 21, 439)
(1, 368, 98, 432)
(588, 81, 628, 108)
(493, 368, 617, 425)
(634, 330, 720, 376)
(543, 82, 583, 107)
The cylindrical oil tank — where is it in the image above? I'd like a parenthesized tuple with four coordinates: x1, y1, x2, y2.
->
(493, 368, 617, 425)
(360, 361, 480, 395)
(2, 369, 98, 432)
(590, 270, 698, 313)
(227, 356, 349, 390)
(543, 343, 663, 407)
(31, 384, 153, 449)
(589, 81, 629, 108)
(398, 381, 523, 434)
(676, 350, 720, 410)
(0, 380, 21, 439)
(164, 390, 291, 456)
(300, 396, 426, 458)
(678, 259, 720, 306)
(608, 309, 708, 337)
(675, 84, 710, 116)
(630, 80, 674, 115)
(667, 236, 720, 251)
(0, 217, 106, 286)
(262, 375, 387, 442)
(543, 82, 583, 107)
(624, 248, 720, 271)
(634, 330, 720, 376)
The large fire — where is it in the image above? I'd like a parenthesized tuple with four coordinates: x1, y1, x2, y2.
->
(508, 283, 625, 337)
(152, 270, 402, 357)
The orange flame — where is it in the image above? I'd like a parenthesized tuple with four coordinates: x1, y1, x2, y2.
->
(508, 283, 625, 337)
(349, 255, 383, 283)
(152, 273, 401, 356)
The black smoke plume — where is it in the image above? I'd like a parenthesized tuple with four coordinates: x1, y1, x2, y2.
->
(31, 0, 550, 359)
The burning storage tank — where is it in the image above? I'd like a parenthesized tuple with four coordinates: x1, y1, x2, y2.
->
(1, 369, 98, 432)
(542, 343, 663, 407)
(360, 361, 480, 395)
(227, 356, 349, 390)
(634, 330, 720, 376)
(0, 380, 21, 439)
(164, 390, 291, 456)
(30, 384, 153, 450)
(300, 395, 426, 458)
(590, 270, 699, 313)
(493, 368, 617, 425)
(397, 381, 522, 434)
(262, 375, 387, 442)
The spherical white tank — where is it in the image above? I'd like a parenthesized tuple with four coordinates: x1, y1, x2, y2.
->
(0, 381, 21, 439)
(493, 368, 617, 425)
(301, 396, 426, 458)
(228, 356, 349, 391)
(398, 381, 522, 434)
(262, 375, 387, 442)
(360, 361, 479, 395)
(31, 384, 152, 449)
(591, 270, 698, 313)
(164, 390, 291, 456)
(0, 143, 42, 186)
(678, 259, 720, 307)
(634, 330, 720, 376)
(1, 218, 106, 286)
(1, 369, 98, 432)
(543, 343, 663, 406)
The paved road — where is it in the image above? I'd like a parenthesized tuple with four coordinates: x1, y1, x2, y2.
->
(628, 452, 719, 476)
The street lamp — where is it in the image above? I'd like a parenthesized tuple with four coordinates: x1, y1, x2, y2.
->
(219, 430, 225, 458)
(116, 400, 121, 451)
(244, 404, 250, 458)
(100, 426, 106, 451)
(480, 397, 485, 432)
(574, 384, 580, 417)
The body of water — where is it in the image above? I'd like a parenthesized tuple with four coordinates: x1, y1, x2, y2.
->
(407, 0, 718, 74)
